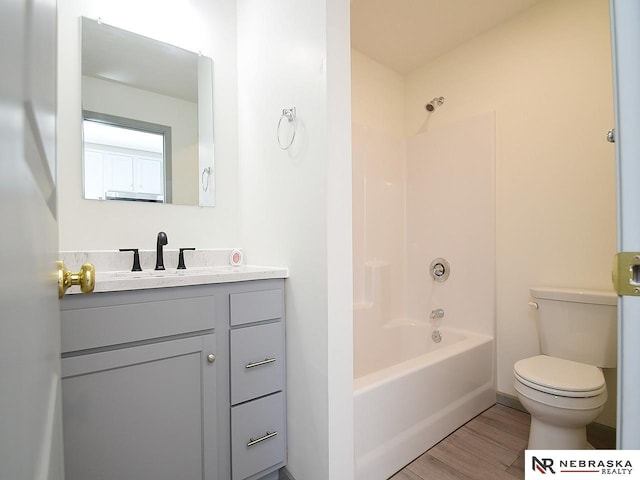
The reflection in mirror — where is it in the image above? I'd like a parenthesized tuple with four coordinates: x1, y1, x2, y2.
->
(83, 112, 172, 203)
(81, 17, 215, 207)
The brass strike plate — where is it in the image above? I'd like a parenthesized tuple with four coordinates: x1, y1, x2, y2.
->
(612, 252, 640, 296)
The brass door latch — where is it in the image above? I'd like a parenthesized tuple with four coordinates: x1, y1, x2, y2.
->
(612, 252, 640, 296)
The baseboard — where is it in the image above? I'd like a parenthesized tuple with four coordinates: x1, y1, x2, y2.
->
(279, 467, 297, 480)
(496, 391, 616, 449)
(496, 391, 527, 413)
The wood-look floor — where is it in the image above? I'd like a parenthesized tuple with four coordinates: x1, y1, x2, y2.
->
(389, 404, 611, 480)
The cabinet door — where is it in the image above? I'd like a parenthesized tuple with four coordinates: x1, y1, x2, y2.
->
(62, 335, 217, 480)
(104, 152, 134, 191)
(135, 155, 164, 194)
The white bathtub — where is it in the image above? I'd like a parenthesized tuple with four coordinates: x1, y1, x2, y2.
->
(353, 323, 495, 480)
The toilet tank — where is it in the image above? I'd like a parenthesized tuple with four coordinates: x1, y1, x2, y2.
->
(530, 287, 617, 368)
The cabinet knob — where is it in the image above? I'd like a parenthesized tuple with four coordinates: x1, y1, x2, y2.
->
(207, 353, 216, 363)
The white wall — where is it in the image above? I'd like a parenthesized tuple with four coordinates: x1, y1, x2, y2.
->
(351, 51, 406, 311)
(403, 0, 617, 424)
(237, 0, 353, 478)
(351, 50, 406, 137)
(57, 0, 239, 250)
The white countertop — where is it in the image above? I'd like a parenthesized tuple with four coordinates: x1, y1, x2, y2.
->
(89, 265, 289, 293)
(60, 249, 288, 294)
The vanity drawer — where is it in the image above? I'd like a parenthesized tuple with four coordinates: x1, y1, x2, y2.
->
(61, 295, 215, 353)
(230, 289, 282, 326)
(231, 392, 286, 480)
(230, 322, 284, 405)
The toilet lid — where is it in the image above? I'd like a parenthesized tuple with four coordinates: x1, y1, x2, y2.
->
(514, 355, 605, 395)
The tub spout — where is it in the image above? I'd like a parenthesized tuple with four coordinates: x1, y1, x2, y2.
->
(430, 308, 445, 320)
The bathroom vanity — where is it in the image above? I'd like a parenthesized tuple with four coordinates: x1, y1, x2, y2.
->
(60, 263, 287, 480)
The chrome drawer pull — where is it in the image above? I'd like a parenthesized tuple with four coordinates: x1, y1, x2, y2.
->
(247, 431, 278, 447)
(245, 358, 277, 369)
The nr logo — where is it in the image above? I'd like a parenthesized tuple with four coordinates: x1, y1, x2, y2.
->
(532, 456, 556, 474)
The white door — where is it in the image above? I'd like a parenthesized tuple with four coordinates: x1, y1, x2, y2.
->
(0, 0, 64, 478)
(610, 0, 640, 448)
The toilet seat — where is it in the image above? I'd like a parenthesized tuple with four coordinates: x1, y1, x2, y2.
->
(514, 355, 605, 398)
(514, 376, 607, 411)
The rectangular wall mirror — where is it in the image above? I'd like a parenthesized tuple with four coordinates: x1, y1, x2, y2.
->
(81, 17, 215, 207)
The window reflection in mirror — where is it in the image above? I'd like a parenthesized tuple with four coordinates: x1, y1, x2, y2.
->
(81, 17, 215, 207)
(83, 113, 171, 203)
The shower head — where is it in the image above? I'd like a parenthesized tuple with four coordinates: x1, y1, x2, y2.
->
(425, 96, 445, 112)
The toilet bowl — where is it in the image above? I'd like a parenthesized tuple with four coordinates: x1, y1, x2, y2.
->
(514, 355, 607, 449)
(513, 287, 616, 450)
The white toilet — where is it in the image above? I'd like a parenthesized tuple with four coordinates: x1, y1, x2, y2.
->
(513, 287, 617, 450)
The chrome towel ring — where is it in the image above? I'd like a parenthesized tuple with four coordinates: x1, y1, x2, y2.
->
(277, 107, 297, 150)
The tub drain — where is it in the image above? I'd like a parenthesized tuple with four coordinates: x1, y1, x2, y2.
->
(431, 330, 442, 343)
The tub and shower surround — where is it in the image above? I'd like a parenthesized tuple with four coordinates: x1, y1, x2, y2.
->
(353, 112, 496, 480)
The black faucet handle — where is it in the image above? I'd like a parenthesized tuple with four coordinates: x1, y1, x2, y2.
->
(177, 248, 196, 270)
(119, 248, 142, 271)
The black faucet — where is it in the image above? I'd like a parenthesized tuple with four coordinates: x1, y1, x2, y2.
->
(155, 231, 168, 270)
(119, 248, 142, 271)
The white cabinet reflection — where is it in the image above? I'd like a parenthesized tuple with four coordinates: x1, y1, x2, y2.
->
(83, 118, 168, 202)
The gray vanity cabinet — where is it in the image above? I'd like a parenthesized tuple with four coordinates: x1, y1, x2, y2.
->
(61, 287, 218, 480)
(60, 279, 286, 480)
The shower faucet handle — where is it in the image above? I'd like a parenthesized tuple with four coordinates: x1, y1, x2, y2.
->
(430, 257, 450, 282)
